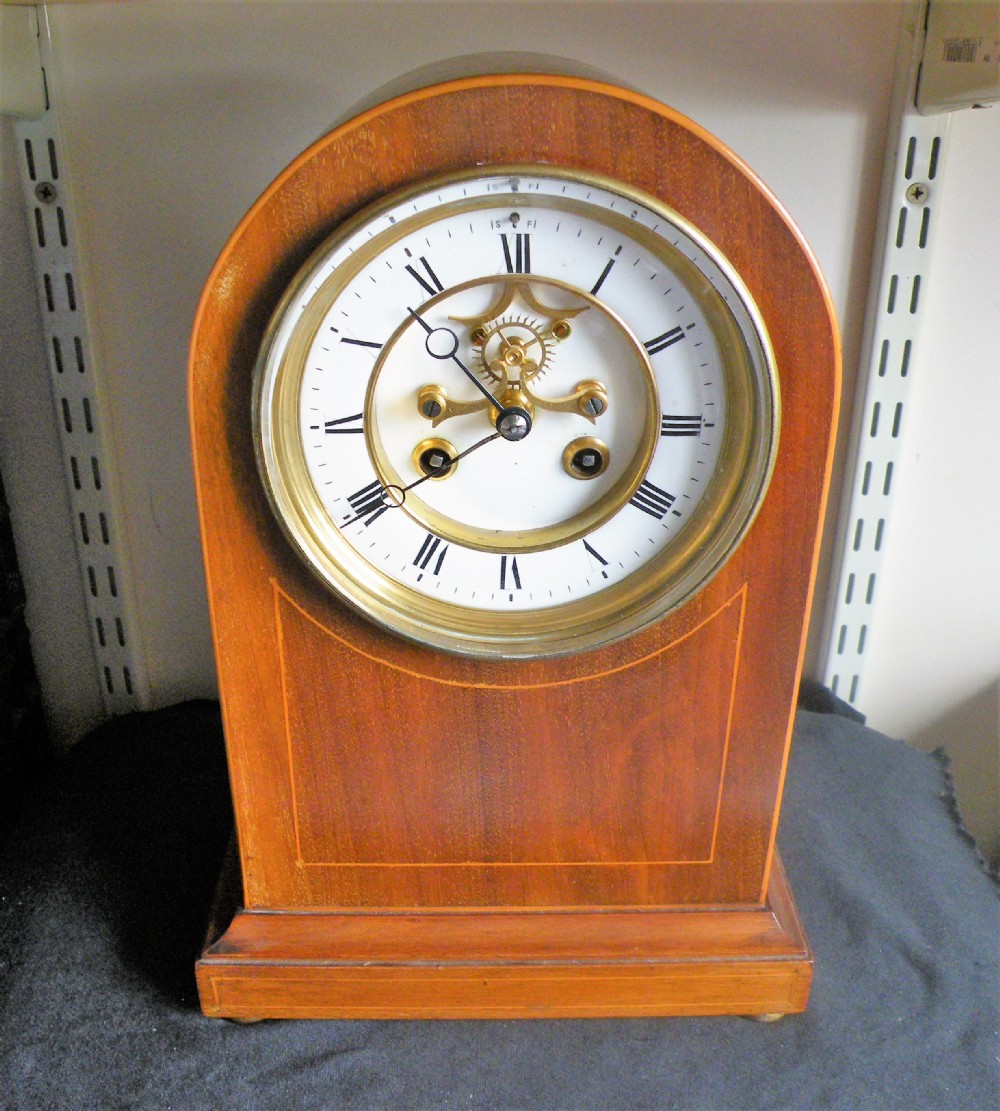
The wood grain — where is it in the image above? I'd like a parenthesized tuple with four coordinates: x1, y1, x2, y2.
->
(197, 853, 812, 1020)
(189, 75, 839, 1017)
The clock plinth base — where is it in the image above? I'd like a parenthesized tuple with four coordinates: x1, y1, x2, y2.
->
(196, 855, 811, 1021)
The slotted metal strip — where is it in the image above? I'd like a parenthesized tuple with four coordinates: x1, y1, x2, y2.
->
(12, 9, 148, 715)
(821, 4, 950, 707)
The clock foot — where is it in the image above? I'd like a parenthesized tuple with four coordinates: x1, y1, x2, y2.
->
(746, 1012, 786, 1023)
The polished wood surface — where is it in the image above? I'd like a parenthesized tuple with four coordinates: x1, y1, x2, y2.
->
(190, 75, 839, 1018)
(274, 583, 745, 907)
(198, 853, 811, 1019)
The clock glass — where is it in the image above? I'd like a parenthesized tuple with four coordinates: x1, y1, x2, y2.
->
(254, 167, 778, 657)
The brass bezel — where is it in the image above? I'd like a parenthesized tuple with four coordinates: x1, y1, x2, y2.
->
(253, 165, 779, 659)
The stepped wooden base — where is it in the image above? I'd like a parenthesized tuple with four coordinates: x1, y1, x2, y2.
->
(196, 854, 811, 1020)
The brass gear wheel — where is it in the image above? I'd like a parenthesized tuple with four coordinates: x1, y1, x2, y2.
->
(477, 316, 554, 384)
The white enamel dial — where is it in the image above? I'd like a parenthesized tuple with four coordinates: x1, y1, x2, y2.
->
(254, 168, 778, 657)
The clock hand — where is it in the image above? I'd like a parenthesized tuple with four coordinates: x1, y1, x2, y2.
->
(407, 308, 496, 406)
(404, 430, 501, 493)
(340, 431, 501, 527)
(407, 308, 531, 441)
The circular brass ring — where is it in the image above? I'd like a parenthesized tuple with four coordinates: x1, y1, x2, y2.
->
(412, 438, 458, 480)
(563, 437, 611, 480)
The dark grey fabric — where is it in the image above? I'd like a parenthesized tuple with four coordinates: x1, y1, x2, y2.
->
(1, 697, 996, 1111)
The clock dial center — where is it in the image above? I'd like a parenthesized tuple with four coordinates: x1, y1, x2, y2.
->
(365, 273, 657, 551)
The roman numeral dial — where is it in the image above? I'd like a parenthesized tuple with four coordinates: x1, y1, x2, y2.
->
(630, 479, 676, 520)
(500, 233, 531, 273)
(255, 167, 776, 657)
(344, 481, 391, 526)
(414, 533, 448, 577)
(405, 256, 444, 297)
(660, 414, 703, 437)
(324, 413, 364, 435)
(644, 327, 685, 356)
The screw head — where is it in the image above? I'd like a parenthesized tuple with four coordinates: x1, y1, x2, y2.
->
(571, 446, 605, 477)
(34, 182, 57, 204)
(905, 182, 929, 205)
(496, 407, 531, 441)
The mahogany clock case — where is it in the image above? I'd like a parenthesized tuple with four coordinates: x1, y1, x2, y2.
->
(190, 75, 839, 1019)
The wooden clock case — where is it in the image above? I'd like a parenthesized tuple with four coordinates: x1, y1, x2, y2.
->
(190, 75, 839, 1020)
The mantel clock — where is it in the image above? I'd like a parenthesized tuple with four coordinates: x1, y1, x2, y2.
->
(190, 75, 839, 1020)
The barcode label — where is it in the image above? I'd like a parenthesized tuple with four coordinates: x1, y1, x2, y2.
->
(942, 37, 980, 63)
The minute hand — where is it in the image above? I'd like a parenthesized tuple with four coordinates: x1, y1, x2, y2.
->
(340, 431, 501, 528)
(402, 430, 501, 495)
(407, 308, 497, 407)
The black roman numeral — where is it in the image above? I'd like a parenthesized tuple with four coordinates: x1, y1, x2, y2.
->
(413, 533, 448, 576)
(582, 539, 610, 579)
(405, 257, 444, 297)
(340, 337, 383, 351)
(629, 479, 676, 520)
(500, 233, 531, 274)
(344, 480, 389, 526)
(324, 412, 364, 435)
(499, 555, 522, 591)
(644, 326, 685, 356)
(659, 414, 703, 437)
(589, 246, 622, 295)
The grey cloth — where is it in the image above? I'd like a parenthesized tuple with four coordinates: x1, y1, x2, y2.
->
(1, 697, 997, 1110)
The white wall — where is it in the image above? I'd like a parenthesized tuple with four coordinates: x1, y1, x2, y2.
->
(8, 0, 900, 737)
(45, 0, 1000, 752)
(860, 102, 1000, 862)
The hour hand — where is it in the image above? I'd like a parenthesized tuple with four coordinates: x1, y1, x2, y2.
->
(417, 384, 493, 427)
